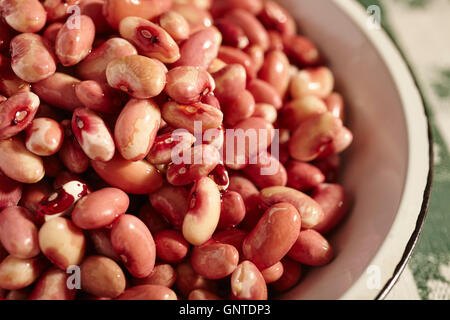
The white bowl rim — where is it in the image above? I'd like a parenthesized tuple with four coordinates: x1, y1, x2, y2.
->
(329, 0, 434, 300)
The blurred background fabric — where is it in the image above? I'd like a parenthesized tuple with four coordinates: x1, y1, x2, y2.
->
(357, 0, 450, 300)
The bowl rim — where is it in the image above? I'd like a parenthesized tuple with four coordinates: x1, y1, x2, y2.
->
(330, 0, 434, 300)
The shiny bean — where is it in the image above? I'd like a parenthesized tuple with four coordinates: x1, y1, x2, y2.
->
(213, 64, 247, 103)
(182, 177, 221, 245)
(271, 258, 302, 292)
(75, 80, 127, 114)
(283, 35, 321, 67)
(0, 206, 39, 259)
(188, 289, 221, 300)
(146, 131, 196, 165)
(116, 284, 177, 300)
(245, 45, 265, 72)
(259, 0, 296, 36)
(77, 37, 137, 82)
(119, 16, 180, 63)
(259, 50, 290, 97)
(215, 18, 249, 49)
(165, 66, 215, 104)
(247, 79, 282, 110)
(25, 118, 64, 156)
(80, 255, 126, 298)
(91, 154, 164, 194)
(287, 229, 334, 266)
(71, 108, 115, 162)
(110, 214, 156, 278)
(0, 171, 22, 210)
(149, 185, 188, 229)
(259, 186, 324, 229)
(103, 0, 172, 29)
(132, 263, 177, 288)
(0, 136, 45, 184)
(159, 11, 191, 42)
(115, 99, 161, 161)
(155, 230, 190, 263)
(227, 176, 260, 230)
(217, 46, 256, 79)
(290, 67, 334, 99)
(72, 188, 129, 230)
(38, 217, 86, 270)
(243, 152, 287, 189)
(231, 260, 267, 300)
(10, 33, 56, 83)
(0, 91, 40, 140)
(174, 0, 212, 10)
(261, 261, 284, 284)
(1, 0, 47, 33)
(172, 3, 213, 34)
(218, 191, 246, 229)
(106, 55, 167, 99)
(191, 241, 239, 279)
(19, 180, 51, 213)
(281, 96, 328, 131)
(175, 261, 218, 297)
(29, 267, 76, 300)
(318, 126, 353, 159)
(0, 54, 31, 97)
(324, 92, 345, 121)
(0, 255, 46, 290)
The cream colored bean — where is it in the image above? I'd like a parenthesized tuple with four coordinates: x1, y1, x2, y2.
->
(0, 255, 46, 290)
(25, 118, 64, 156)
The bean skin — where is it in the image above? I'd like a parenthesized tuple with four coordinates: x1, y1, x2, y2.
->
(287, 229, 334, 266)
(25, 117, 64, 156)
(116, 285, 177, 300)
(258, 50, 291, 98)
(29, 267, 76, 300)
(154, 230, 190, 263)
(231, 260, 267, 300)
(159, 11, 191, 42)
(191, 241, 239, 279)
(110, 214, 156, 278)
(1, 0, 47, 33)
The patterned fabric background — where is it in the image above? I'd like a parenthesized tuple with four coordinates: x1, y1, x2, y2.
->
(357, 0, 450, 300)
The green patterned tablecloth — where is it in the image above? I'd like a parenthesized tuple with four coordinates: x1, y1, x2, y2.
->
(357, 0, 450, 300)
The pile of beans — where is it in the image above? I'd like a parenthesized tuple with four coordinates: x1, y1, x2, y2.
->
(0, 0, 353, 300)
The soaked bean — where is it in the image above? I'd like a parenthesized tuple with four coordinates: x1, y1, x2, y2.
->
(247, 79, 282, 110)
(286, 161, 325, 191)
(215, 19, 249, 49)
(281, 96, 328, 131)
(218, 191, 246, 229)
(259, 50, 291, 98)
(172, 3, 213, 34)
(243, 152, 287, 189)
(290, 67, 334, 99)
(271, 258, 302, 293)
(283, 35, 321, 67)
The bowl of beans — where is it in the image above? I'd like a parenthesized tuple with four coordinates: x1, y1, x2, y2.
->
(0, 0, 431, 300)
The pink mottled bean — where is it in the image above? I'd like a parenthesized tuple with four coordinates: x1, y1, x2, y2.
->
(1, 0, 47, 33)
(110, 214, 156, 278)
(75, 80, 127, 114)
(286, 161, 325, 191)
(115, 99, 161, 161)
(159, 11, 191, 42)
(116, 285, 177, 300)
(261, 261, 284, 284)
(231, 260, 267, 300)
(247, 79, 282, 110)
(25, 118, 64, 156)
(318, 126, 353, 159)
(324, 92, 345, 121)
(154, 230, 190, 263)
(252, 103, 277, 123)
(33, 73, 82, 111)
(29, 267, 76, 300)
(288, 229, 334, 266)
(0, 206, 39, 259)
(218, 191, 246, 229)
(10, 33, 56, 83)
(0, 255, 46, 290)
(191, 241, 239, 279)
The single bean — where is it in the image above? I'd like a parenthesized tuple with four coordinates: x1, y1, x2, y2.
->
(110, 214, 156, 278)
(38, 217, 86, 270)
(261, 261, 284, 284)
(19, 180, 51, 213)
(259, 0, 296, 36)
(119, 16, 180, 63)
(88, 228, 121, 261)
(0, 171, 22, 210)
(132, 263, 177, 288)
(10, 33, 56, 83)
(149, 184, 189, 229)
(175, 261, 218, 297)
(288, 229, 334, 266)
(174, 27, 222, 70)
(188, 289, 221, 300)
(242, 202, 300, 269)
(289, 113, 343, 162)
(208, 162, 229, 191)
(231, 260, 267, 300)
(25, 117, 64, 156)
(271, 258, 302, 292)
(80, 255, 126, 298)
(1, 0, 47, 33)
(0, 91, 40, 140)
(159, 11, 191, 42)
(243, 152, 287, 189)
(191, 241, 239, 279)
(215, 18, 249, 49)
(42, 0, 77, 22)
(259, 186, 324, 229)
(75, 80, 127, 114)
(165, 66, 215, 104)
(217, 46, 256, 79)
(281, 96, 328, 131)
(212, 64, 247, 103)
(161, 101, 223, 133)
(29, 267, 76, 300)
(0, 54, 31, 97)
(116, 285, 177, 300)
(77, 37, 137, 82)
(115, 99, 161, 161)
(245, 44, 265, 72)
(0, 136, 45, 184)
(32, 73, 82, 111)
(0, 255, 46, 290)
(318, 126, 353, 159)
(103, 0, 172, 29)
(146, 131, 196, 165)
(213, 228, 247, 258)
(324, 92, 345, 121)
(286, 161, 325, 191)
(252, 103, 277, 124)
(154, 230, 190, 263)
(91, 154, 164, 194)
(0, 206, 39, 259)
(182, 177, 221, 245)
(247, 79, 282, 110)
(224, 9, 269, 51)
(259, 50, 290, 98)
(55, 15, 95, 66)
(283, 35, 321, 67)
(72, 188, 128, 230)
(172, 3, 213, 34)
(218, 191, 246, 229)
(106, 55, 167, 99)
(79, 0, 111, 34)
(290, 67, 334, 99)
(312, 183, 349, 234)
(59, 135, 90, 174)
(166, 144, 220, 186)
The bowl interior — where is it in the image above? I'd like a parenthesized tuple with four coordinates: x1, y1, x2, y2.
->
(277, 0, 410, 299)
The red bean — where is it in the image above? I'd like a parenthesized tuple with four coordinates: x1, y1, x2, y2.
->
(29, 267, 76, 300)
(191, 241, 239, 279)
(261, 261, 284, 284)
(312, 184, 349, 234)
(175, 260, 218, 297)
(154, 230, 190, 263)
(271, 258, 302, 293)
(218, 191, 246, 229)
(149, 184, 189, 229)
(75, 80, 127, 114)
(286, 161, 325, 191)
(287, 229, 334, 266)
